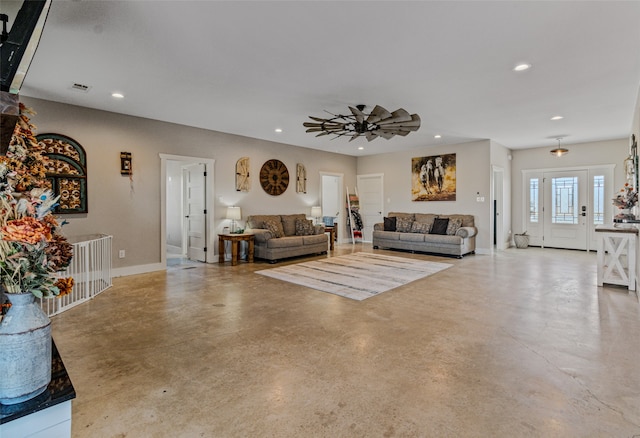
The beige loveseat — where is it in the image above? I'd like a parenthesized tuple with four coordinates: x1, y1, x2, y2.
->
(372, 212, 477, 258)
(246, 214, 328, 263)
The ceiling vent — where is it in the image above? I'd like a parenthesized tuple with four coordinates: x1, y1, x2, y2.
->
(70, 83, 91, 93)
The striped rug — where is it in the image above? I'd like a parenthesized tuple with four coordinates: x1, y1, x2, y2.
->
(255, 252, 452, 301)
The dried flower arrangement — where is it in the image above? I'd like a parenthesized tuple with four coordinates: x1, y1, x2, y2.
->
(612, 183, 639, 219)
(0, 104, 74, 321)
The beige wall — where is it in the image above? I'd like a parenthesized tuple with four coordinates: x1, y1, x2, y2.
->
(22, 97, 357, 272)
(356, 140, 494, 252)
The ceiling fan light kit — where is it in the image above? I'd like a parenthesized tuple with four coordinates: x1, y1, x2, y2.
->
(304, 104, 420, 142)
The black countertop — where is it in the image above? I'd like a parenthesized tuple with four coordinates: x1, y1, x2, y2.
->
(0, 339, 76, 424)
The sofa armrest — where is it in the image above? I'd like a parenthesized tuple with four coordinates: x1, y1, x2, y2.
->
(456, 227, 477, 238)
(374, 223, 384, 231)
(247, 228, 273, 243)
(313, 224, 325, 235)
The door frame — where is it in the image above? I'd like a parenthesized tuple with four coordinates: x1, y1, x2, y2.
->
(160, 154, 216, 265)
(522, 164, 615, 251)
(492, 166, 506, 251)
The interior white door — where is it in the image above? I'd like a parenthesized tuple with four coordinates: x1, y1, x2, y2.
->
(357, 174, 384, 242)
(185, 163, 207, 261)
(543, 170, 588, 250)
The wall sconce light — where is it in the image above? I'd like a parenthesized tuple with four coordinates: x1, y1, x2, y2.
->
(226, 206, 242, 232)
(550, 138, 568, 157)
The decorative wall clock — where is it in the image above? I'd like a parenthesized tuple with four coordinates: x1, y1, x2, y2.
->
(260, 159, 289, 196)
(236, 157, 250, 192)
(296, 163, 306, 193)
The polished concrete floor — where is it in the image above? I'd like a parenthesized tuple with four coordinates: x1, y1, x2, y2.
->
(51, 245, 640, 437)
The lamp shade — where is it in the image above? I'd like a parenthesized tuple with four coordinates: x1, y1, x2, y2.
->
(311, 206, 322, 218)
(226, 206, 241, 221)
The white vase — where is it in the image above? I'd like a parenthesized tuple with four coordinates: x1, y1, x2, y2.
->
(0, 292, 52, 404)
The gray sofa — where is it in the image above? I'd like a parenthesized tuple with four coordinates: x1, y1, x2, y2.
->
(372, 212, 477, 258)
(246, 214, 328, 263)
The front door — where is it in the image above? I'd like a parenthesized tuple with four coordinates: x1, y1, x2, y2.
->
(542, 170, 588, 250)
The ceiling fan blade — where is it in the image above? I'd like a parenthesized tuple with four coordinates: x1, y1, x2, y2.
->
(373, 130, 395, 140)
(348, 133, 362, 142)
(376, 108, 412, 125)
(309, 116, 331, 122)
(303, 122, 323, 128)
(366, 105, 392, 124)
(315, 131, 331, 137)
(349, 106, 365, 124)
(365, 131, 378, 142)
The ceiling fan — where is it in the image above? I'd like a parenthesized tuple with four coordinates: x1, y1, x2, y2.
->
(304, 104, 421, 142)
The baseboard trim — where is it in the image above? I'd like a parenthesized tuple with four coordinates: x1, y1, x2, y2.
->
(113, 263, 165, 278)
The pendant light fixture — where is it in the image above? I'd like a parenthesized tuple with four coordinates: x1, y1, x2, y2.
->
(550, 137, 568, 157)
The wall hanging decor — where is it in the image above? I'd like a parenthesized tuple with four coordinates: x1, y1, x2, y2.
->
(259, 159, 289, 196)
(120, 152, 132, 176)
(236, 157, 250, 192)
(411, 153, 456, 201)
(37, 133, 88, 213)
(296, 163, 306, 193)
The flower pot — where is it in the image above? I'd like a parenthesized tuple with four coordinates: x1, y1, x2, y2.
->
(514, 234, 529, 249)
(0, 292, 51, 405)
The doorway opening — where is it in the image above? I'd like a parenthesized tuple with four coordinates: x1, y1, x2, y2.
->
(320, 172, 344, 243)
(160, 154, 216, 267)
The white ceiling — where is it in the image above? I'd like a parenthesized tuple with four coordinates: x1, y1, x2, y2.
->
(13, 0, 640, 156)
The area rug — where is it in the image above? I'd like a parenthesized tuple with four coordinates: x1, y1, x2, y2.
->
(255, 252, 452, 301)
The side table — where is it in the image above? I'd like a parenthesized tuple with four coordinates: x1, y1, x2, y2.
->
(596, 224, 637, 292)
(325, 226, 336, 250)
(218, 233, 255, 266)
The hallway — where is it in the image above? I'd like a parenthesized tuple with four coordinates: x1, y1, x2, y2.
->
(51, 246, 640, 437)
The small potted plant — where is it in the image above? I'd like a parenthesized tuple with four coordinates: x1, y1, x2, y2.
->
(514, 231, 529, 248)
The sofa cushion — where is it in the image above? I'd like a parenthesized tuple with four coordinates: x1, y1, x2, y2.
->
(396, 217, 413, 233)
(389, 212, 415, 221)
(384, 217, 397, 231)
(281, 214, 307, 236)
(263, 218, 285, 238)
(439, 214, 474, 228)
(410, 221, 430, 234)
(399, 233, 425, 242)
(446, 217, 463, 235)
(423, 233, 463, 244)
(247, 215, 280, 230)
(431, 217, 449, 235)
(295, 218, 315, 236)
(414, 213, 436, 231)
(266, 235, 303, 248)
(302, 234, 327, 245)
(373, 230, 400, 241)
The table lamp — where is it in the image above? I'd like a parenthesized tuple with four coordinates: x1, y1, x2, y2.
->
(226, 206, 242, 232)
(311, 206, 322, 225)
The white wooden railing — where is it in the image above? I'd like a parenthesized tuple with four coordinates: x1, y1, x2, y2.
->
(40, 234, 113, 317)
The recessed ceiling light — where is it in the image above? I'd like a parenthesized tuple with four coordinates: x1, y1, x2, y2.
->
(550, 115, 563, 120)
(434, 134, 442, 139)
(358, 146, 364, 150)
(513, 63, 531, 72)
(274, 128, 282, 133)
(111, 92, 124, 99)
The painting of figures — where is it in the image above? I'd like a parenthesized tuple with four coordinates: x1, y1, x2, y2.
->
(411, 153, 456, 201)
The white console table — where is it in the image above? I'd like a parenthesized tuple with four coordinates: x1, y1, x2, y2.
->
(596, 224, 638, 292)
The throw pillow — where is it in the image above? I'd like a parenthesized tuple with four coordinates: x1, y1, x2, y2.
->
(263, 219, 284, 238)
(396, 217, 413, 233)
(431, 217, 449, 235)
(446, 217, 463, 236)
(295, 218, 314, 236)
(383, 217, 397, 231)
(410, 221, 430, 233)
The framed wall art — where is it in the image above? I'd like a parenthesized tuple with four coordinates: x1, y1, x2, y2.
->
(236, 157, 250, 192)
(411, 153, 456, 201)
(36, 133, 88, 214)
(296, 163, 306, 193)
